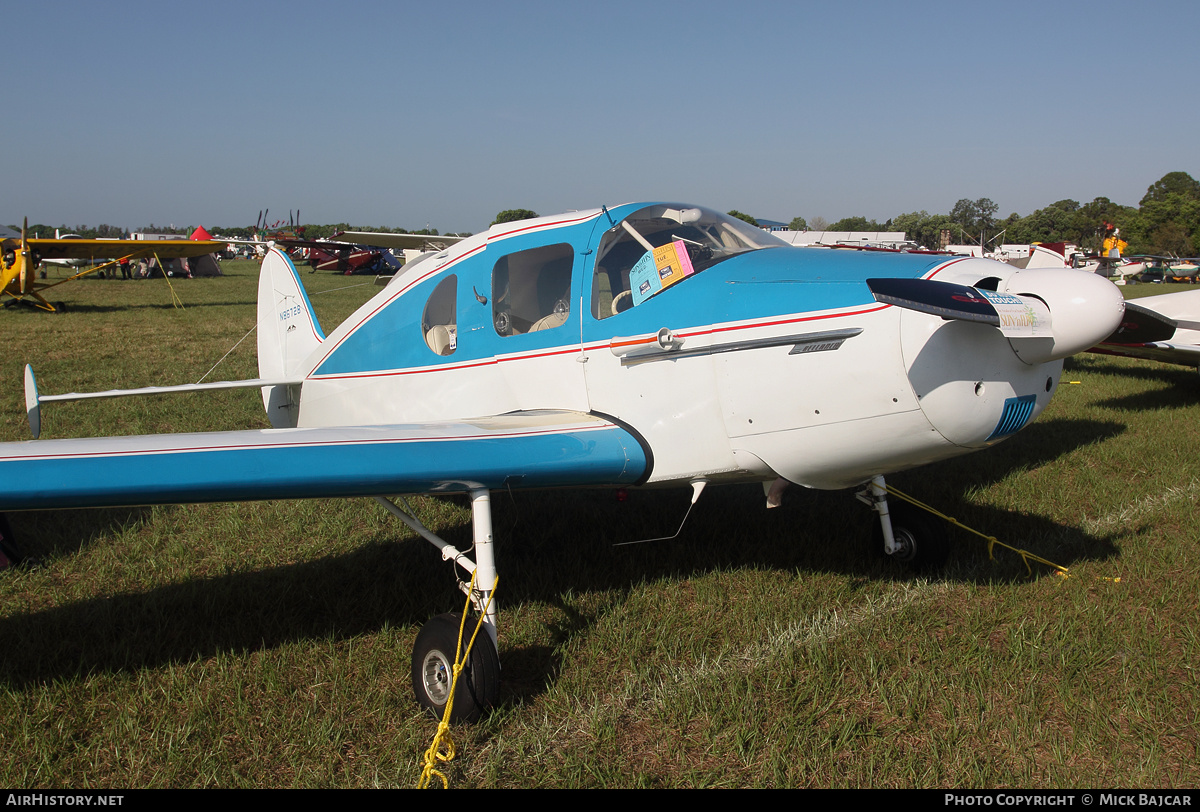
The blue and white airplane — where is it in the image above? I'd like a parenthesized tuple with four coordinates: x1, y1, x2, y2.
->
(0, 203, 1125, 721)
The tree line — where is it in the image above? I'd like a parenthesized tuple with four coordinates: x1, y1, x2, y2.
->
(12, 171, 1199, 257)
(774, 171, 1200, 256)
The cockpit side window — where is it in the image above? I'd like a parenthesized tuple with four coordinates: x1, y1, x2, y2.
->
(492, 242, 573, 336)
(591, 205, 785, 319)
(422, 274, 457, 356)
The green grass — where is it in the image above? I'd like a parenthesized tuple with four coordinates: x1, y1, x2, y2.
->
(0, 268, 1198, 787)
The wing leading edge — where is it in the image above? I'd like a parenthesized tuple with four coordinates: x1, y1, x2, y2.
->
(22, 239, 226, 261)
(1093, 295, 1200, 368)
(0, 411, 649, 511)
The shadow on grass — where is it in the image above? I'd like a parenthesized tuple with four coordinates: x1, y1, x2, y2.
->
(1065, 356, 1200, 410)
(1068, 355, 1200, 400)
(0, 417, 1125, 704)
(7, 507, 153, 563)
(0, 535, 454, 690)
(56, 300, 255, 314)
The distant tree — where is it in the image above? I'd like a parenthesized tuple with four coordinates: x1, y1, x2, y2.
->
(829, 215, 882, 231)
(135, 224, 188, 235)
(1128, 172, 1200, 255)
(1150, 222, 1193, 256)
(889, 211, 954, 249)
(949, 197, 999, 242)
(86, 224, 126, 239)
(492, 209, 538, 226)
(299, 223, 350, 240)
(1014, 200, 1083, 245)
(809, 216, 829, 231)
(727, 210, 758, 226)
(1141, 171, 1200, 206)
(788, 216, 808, 231)
(1075, 197, 1139, 252)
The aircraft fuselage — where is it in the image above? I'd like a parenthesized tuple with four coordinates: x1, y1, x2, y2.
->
(273, 204, 1121, 491)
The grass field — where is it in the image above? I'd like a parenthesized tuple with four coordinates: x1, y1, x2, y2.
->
(0, 263, 1197, 788)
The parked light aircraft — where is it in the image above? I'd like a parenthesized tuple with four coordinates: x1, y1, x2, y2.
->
(1, 219, 227, 312)
(40, 231, 91, 271)
(277, 230, 464, 271)
(0, 203, 1125, 721)
(1094, 288, 1200, 367)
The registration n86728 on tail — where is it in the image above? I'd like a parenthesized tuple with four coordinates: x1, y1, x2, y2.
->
(1, 203, 1124, 721)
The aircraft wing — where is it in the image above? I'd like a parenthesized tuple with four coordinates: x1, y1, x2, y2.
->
(330, 232, 464, 251)
(1092, 295, 1200, 367)
(1091, 341, 1200, 367)
(0, 411, 648, 511)
(25, 239, 226, 260)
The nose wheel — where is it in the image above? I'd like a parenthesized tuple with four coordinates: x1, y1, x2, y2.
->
(861, 476, 950, 572)
(873, 504, 949, 571)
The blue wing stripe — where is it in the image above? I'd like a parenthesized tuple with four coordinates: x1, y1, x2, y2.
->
(0, 416, 648, 510)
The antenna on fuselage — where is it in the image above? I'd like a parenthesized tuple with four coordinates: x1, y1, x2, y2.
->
(613, 480, 707, 547)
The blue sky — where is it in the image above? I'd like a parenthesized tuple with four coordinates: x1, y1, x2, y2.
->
(5, 0, 1197, 234)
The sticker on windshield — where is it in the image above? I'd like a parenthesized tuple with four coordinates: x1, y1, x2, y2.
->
(630, 240, 696, 306)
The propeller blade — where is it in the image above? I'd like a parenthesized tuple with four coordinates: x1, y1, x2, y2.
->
(19, 217, 29, 294)
(866, 277, 1000, 325)
(867, 276, 1052, 339)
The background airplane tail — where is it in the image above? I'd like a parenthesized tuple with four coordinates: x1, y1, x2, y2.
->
(257, 247, 325, 427)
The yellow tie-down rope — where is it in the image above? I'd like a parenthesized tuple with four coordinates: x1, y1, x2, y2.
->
(881, 483, 1097, 580)
(416, 570, 499, 789)
(155, 253, 185, 309)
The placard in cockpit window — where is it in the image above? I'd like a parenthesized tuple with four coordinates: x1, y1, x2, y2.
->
(630, 240, 695, 306)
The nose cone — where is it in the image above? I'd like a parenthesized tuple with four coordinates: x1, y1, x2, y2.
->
(1002, 270, 1126, 364)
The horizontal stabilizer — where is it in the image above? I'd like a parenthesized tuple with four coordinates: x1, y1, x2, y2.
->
(32, 375, 305, 404)
(23, 364, 303, 439)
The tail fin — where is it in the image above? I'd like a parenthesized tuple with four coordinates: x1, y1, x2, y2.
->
(258, 247, 324, 427)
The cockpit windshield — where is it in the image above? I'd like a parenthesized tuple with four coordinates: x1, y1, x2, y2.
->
(591, 205, 786, 319)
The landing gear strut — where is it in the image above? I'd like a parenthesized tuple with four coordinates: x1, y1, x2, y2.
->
(860, 475, 949, 571)
(377, 489, 501, 722)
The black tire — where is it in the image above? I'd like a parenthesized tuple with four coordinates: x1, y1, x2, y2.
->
(872, 503, 950, 571)
(0, 513, 22, 568)
(411, 612, 499, 723)
(54, 302, 68, 313)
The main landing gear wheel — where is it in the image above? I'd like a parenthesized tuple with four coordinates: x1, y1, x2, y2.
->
(411, 612, 500, 723)
(874, 503, 950, 572)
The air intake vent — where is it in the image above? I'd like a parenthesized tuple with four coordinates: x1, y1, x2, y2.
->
(987, 394, 1037, 442)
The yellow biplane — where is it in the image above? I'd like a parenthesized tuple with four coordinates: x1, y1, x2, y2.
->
(1, 218, 226, 312)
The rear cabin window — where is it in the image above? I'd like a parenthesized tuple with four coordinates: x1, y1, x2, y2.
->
(492, 243, 573, 336)
(422, 274, 457, 356)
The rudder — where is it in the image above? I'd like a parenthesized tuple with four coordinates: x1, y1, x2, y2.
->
(258, 248, 324, 427)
